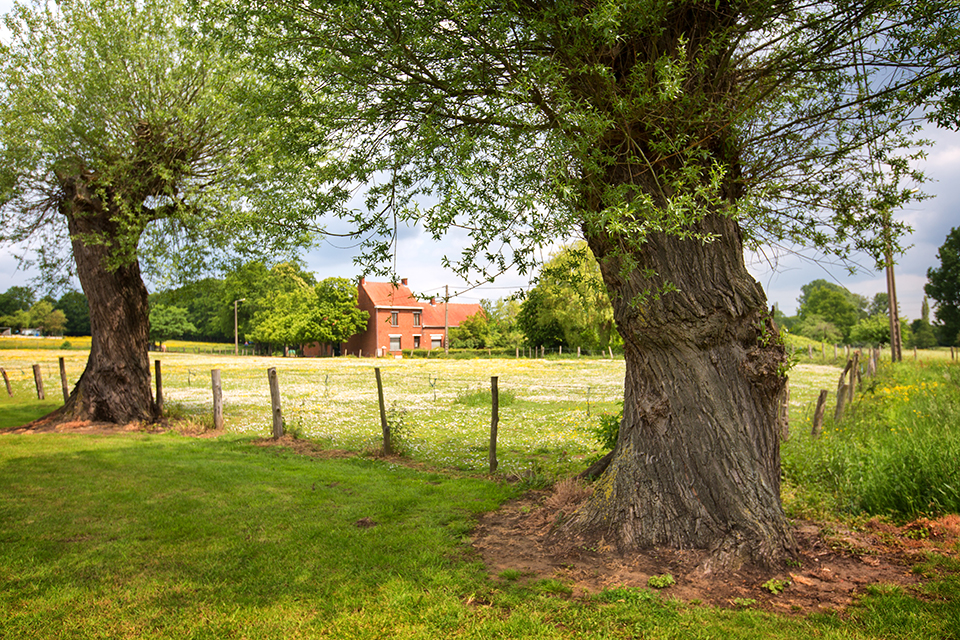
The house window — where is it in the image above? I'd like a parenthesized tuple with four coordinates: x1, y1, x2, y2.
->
(431, 335, 443, 349)
(391, 311, 398, 326)
(413, 311, 421, 327)
(389, 335, 401, 351)
(414, 335, 421, 349)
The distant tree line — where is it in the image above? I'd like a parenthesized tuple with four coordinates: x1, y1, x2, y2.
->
(776, 228, 960, 349)
(926, 227, 960, 347)
(146, 261, 368, 353)
(449, 242, 622, 353)
(775, 280, 938, 348)
(0, 286, 90, 336)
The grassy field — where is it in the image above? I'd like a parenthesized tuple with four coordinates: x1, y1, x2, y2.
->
(0, 336, 92, 350)
(783, 359, 960, 520)
(2, 348, 959, 638)
(1, 349, 627, 477)
(0, 348, 854, 477)
(2, 433, 958, 639)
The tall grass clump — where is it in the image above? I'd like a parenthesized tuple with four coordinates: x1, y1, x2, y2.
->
(783, 361, 960, 520)
(454, 386, 517, 407)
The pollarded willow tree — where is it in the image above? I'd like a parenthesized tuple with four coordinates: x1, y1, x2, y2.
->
(221, 1, 959, 569)
(0, 0, 326, 423)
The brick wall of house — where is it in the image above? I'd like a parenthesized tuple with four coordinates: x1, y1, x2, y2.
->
(310, 278, 481, 357)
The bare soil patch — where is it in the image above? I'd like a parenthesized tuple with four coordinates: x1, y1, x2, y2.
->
(3, 416, 167, 435)
(472, 487, 960, 615)
(251, 435, 358, 459)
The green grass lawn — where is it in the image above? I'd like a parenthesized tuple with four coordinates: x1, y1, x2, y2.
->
(2, 433, 958, 639)
(2, 349, 960, 637)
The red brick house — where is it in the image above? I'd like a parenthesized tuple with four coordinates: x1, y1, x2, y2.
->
(306, 278, 482, 357)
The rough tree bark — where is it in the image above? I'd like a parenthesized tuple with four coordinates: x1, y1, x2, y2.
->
(53, 173, 158, 424)
(568, 214, 795, 571)
(553, 2, 796, 572)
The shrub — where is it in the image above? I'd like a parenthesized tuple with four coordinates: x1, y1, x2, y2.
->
(591, 403, 622, 450)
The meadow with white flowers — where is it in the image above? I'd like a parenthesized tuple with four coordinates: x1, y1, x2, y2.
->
(2, 347, 851, 477)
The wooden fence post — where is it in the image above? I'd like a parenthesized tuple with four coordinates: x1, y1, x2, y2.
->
(58, 357, 69, 402)
(212, 369, 224, 430)
(375, 367, 391, 454)
(850, 351, 860, 402)
(32, 364, 44, 400)
(811, 389, 829, 437)
(779, 379, 790, 441)
(489, 376, 499, 474)
(267, 367, 283, 439)
(833, 359, 853, 423)
(837, 358, 852, 391)
(1, 368, 11, 397)
(577, 346, 581, 357)
(834, 384, 849, 422)
(155, 360, 164, 413)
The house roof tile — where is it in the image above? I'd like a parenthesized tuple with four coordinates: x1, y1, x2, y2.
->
(421, 302, 482, 327)
(361, 280, 422, 308)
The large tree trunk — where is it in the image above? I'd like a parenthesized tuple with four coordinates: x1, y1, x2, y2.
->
(568, 214, 795, 571)
(55, 175, 158, 424)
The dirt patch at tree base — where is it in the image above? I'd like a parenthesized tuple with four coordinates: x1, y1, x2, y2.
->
(4, 417, 168, 435)
(472, 488, 960, 614)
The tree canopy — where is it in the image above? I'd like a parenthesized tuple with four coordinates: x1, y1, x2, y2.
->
(0, 0, 322, 282)
(0, 0, 326, 423)
(247, 270, 368, 352)
(56, 290, 91, 336)
(149, 304, 197, 344)
(212, 0, 960, 569)
(212, 1, 958, 282)
(0, 286, 34, 316)
(926, 227, 960, 346)
(795, 280, 863, 342)
(516, 242, 619, 351)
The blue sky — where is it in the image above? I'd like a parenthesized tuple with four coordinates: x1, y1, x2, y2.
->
(2, 0, 958, 319)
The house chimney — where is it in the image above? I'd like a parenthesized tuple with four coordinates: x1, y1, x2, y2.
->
(359, 277, 365, 285)
(430, 297, 436, 305)
(401, 278, 408, 286)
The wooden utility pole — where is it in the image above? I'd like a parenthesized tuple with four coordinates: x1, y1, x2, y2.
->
(886, 249, 903, 362)
(444, 285, 450, 355)
(234, 298, 246, 356)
